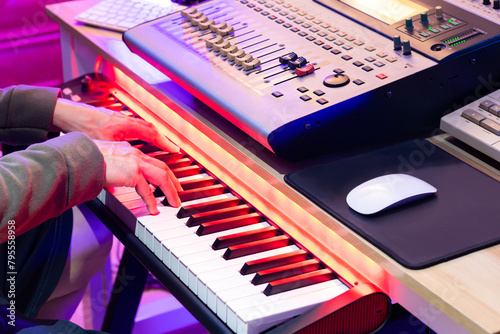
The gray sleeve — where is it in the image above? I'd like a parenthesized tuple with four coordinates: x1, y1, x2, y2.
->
(0, 85, 61, 145)
(0, 132, 105, 243)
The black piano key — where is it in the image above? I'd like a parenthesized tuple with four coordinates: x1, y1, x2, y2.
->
(187, 204, 251, 227)
(177, 196, 240, 218)
(179, 176, 215, 190)
(212, 226, 278, 250)
(263, 268, 333, 296)
(177, 184, 226, 203)
(166, 157, 192, 169)
(133, 143, 163, 154)
(196, 212, 261, 236)
(222, 235, 290, 259)
(251, 259, 320, 285)
(240, 249, 308, 275)
(172, 165, 201, 178)
(147, 151, 184, 163)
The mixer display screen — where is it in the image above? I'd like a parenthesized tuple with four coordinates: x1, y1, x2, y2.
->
(340, 0, 428, 24)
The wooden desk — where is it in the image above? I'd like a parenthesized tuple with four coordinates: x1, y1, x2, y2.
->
(46, 1, 500, 333)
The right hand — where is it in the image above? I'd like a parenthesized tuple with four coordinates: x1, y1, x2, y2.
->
(93, 140, 182, 214)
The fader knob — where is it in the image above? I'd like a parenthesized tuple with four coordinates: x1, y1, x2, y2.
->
(402, 40, 411, 55)
(393, 35, 402, 50)
(435, 6, 443, 19)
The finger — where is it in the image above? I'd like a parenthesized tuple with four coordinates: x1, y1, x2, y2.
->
(124, 118, 180, 153)
(135, 176, 159, 215)
(142, 155, 183, 192)
(140, 161, 182, 208)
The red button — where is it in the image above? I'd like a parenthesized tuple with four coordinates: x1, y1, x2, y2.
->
(295, 64, 315, 77)
(376, 73, 388, 79)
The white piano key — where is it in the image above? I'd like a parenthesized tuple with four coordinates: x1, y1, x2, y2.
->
(193, 246, 299, 304)
(136, 193, 236, 243)
(178, 172, 211, 182)
(232, 280, 349, 334)
(178, 222, 271, 284)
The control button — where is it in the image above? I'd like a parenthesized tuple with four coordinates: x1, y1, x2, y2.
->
(362, 66, 373, 72)
(295, 63, 315, 77)
(365, 56, 376, 62)
(376, 52, 387, 58)
(376, 73, 388, 79)
(317, 32, 327, 37)
(272, 91, 283, 98)
(298, 31, 308, 37)
(435, 6, 443, 19)
(300, 95, 312, 101)
(386, 56, 397, 63)
(323, 73, 350, 87)
(288, 56, 307, 69)
(353, 61, 363, 67)
(449, 19, 460, 26)
(342, 45, 353, 50)
(353, 79, 365, 85)
(316, 98, 328, 105)
(365, 46, 376, 52)
(333, 68, 344, 74)
(480, 100, 496, 112)
(279, 52, 297, 64)
(353, 40, 364, 46)
(439, 24, 450, 30)
(341, 55, 352, 61)
(242, 58, 262, 70)
(297, 86, 308, 93)
(306, 36, 316, 41)
(461, 109, 485, 124)
(429, 27, 440, 33)
(405, 17, 413, 30)
(480, 118, 500, 135)
(314, 40, 324, 45)
(419, 32, 431, 38)
(489, 104, 500, 116)
(393, 35, 402, 50)
(313, 90, 325, 96)
(373, 61, 385, 67)
(283, 23, 292, 28)
(334, 40, 344, 46)
(322, 45, 333, 50)
(330, 49, 341, 55)
(290, 27, 300, 32)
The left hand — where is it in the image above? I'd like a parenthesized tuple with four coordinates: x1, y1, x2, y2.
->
(52, 98, 179, 153)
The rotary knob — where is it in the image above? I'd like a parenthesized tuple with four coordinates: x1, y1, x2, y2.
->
(420, 12, 428, 24)
(393, 35, 402, 50)
(435, 6, 443, 19)
(483, 0, 491, 5)
(405, 18, 413, 30)
(402, 40, 411, 55)
(494, 0, 500, 9)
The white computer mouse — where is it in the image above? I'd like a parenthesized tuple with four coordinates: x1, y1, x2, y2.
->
(346, 173, 437, 215)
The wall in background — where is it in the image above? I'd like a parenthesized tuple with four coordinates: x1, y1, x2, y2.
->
(0, 0, 77, 88)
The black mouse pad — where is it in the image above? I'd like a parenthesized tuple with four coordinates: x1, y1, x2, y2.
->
(285, 139, 500, 269)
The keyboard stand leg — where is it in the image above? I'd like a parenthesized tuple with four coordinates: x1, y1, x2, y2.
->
(101, 248, 148, 334)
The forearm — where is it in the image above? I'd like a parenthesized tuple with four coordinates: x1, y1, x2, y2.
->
(0, 133, 105, 243)
(0, 85, 60, 145)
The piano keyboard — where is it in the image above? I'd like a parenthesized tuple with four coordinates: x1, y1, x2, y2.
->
(67, 73, 389, 333)
(98, 148, 350, 334)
